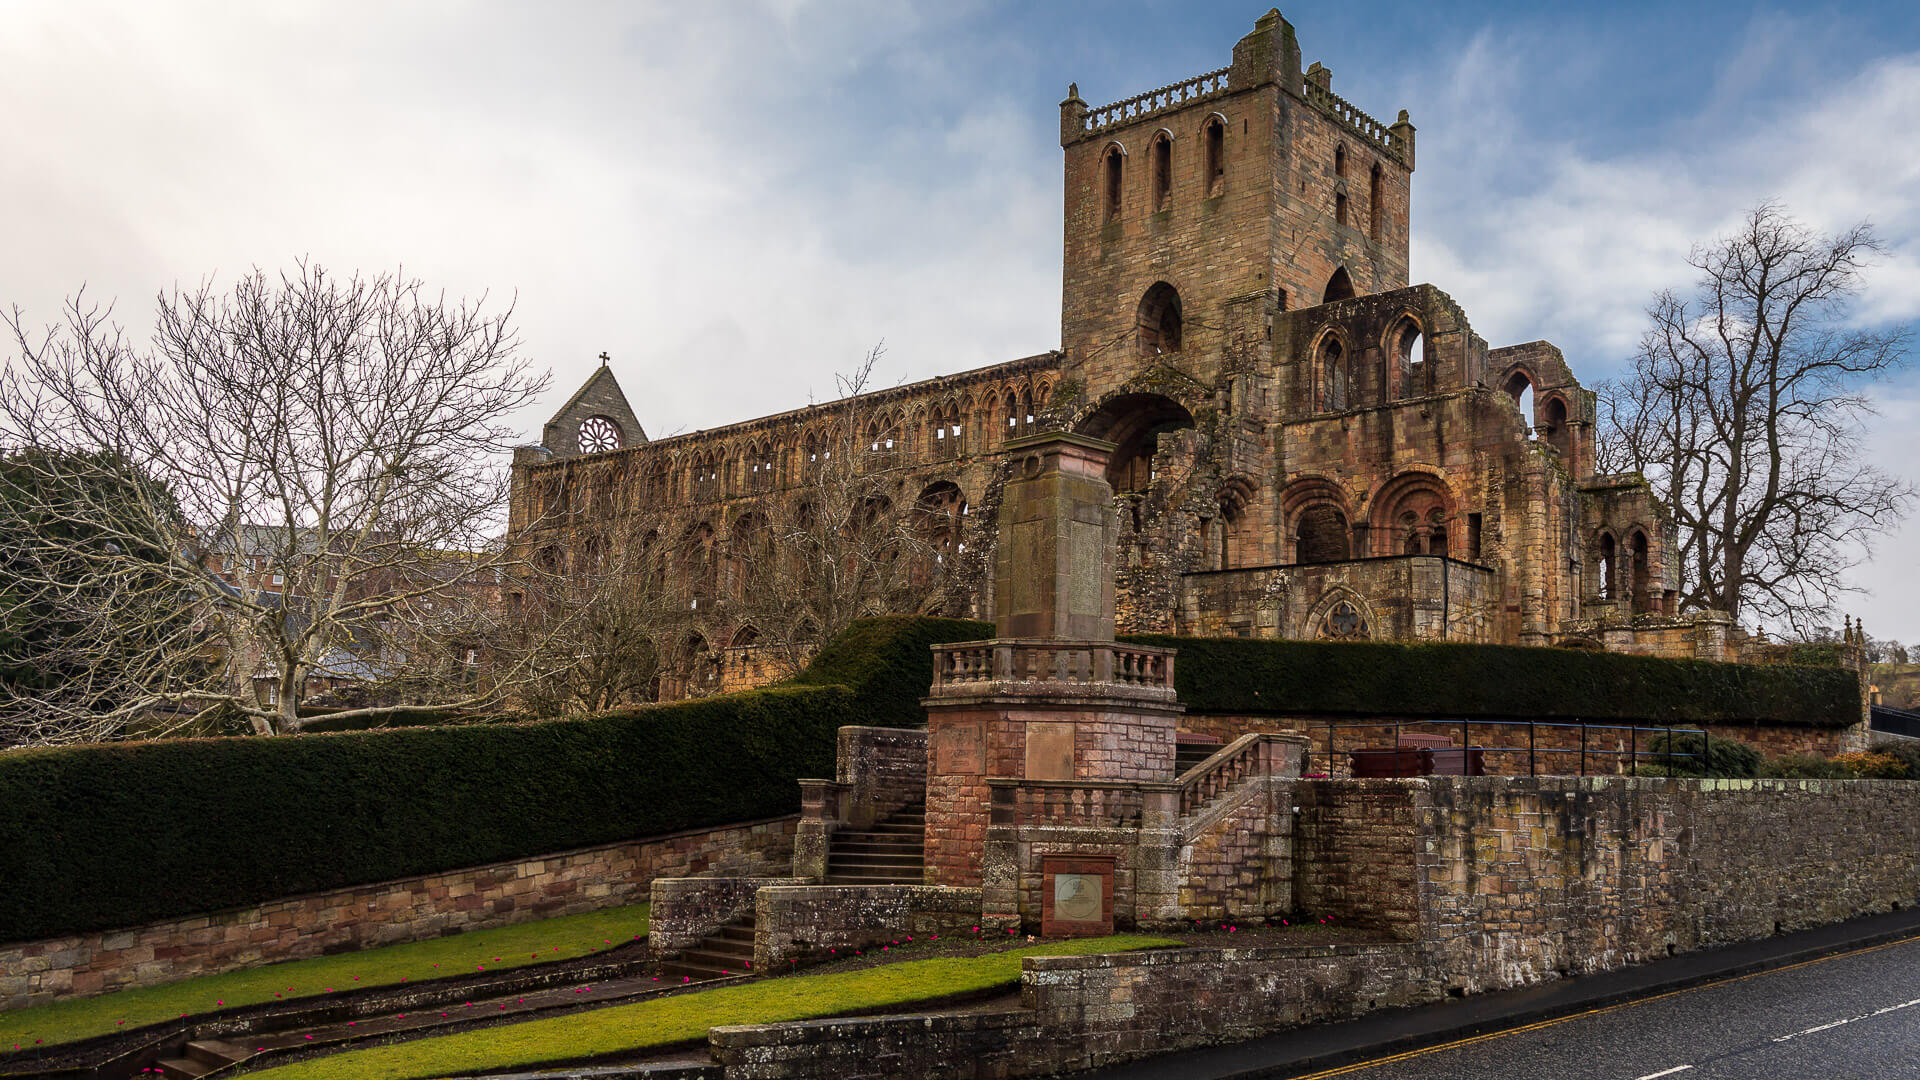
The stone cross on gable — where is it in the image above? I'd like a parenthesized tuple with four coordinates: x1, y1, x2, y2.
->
(598, 351, 610, 366)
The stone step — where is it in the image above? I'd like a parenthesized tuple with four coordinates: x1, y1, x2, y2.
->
(676, 948, 752, 974)
(157, 1058, 211, 1080)
(824, 870, 923, 885)
(691, 934, 754, 956)
(829, 850, 925, 864)
(185, 1039, 251, 1068)
(833, 832, 924, 845)
(716, 924, 757, 943)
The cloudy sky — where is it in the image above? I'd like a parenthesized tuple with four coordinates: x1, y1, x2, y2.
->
(5, 1, 1919, 638)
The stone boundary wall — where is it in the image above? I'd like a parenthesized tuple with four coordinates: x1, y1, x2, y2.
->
(702, 777, 1920, 1078)
(1413, 776, 1920, 993)
(753, 885, 984, 969)
(708, 941, 1429, 1078)
(1180, 714, 1866, 776)
(0, 816, 797, 1010)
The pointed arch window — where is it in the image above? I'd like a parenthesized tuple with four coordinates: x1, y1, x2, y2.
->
(1369, 163, 1384, 240)
(1319, 336, 1347, 412)
(1204, 117, 1225, 197)
(1102, 145, 1124, 223)
(1150, 133, 1172, 212)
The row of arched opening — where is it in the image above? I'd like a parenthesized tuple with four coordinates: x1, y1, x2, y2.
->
(1330, 143, 1386, 242)
(1595, 529, 1653, 609)
(1100, 115, 1229, 224)
(1313, 314, 1428, 412)
(1500, 368, 1574, 459)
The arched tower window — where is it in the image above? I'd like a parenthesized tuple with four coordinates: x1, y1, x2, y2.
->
(1102, 145, 1124, 223)
(1393, 317, 1425, 399)
(1542, 396, 1571, 458)
(1319, 335, 1347, 411)
(1203, 117, 1225, 197)
(1369, 163, 1384, 240)
(1631, 531, 1652, 612)
(1334, 144, 1347, 178)
(1503, 371, 1536, 438)
(1137, 282, 1183, 356)
(1598, 532, 1617, 601)
(1323, 266, 1356, 304)
(1150, 133, 1172, 212)
(1335, 192, 1349, 227)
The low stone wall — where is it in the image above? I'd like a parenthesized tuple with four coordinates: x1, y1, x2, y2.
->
(753, 885, 984, 969)
(0, 816, 797, 1010)
(707, 941, 1428, 1078)
(649, 877, 802, 956)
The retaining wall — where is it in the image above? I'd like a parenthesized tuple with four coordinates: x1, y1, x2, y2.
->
(0, 816, 796, 1010)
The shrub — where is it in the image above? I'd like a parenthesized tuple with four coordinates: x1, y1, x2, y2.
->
(1120, 635, 1861, 728)
(1634, 730, 1763, 778)
(0, 683, 854, 943)
(1833, 751, 1910, 779)
(1759, 753, 1854, 779)
(1873, 740, 1920, 779)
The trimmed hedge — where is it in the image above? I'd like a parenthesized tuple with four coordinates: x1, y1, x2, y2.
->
(788, 616, 992, 725)
(1120, 635, 1861, 728)
(0, 685, 850, 943)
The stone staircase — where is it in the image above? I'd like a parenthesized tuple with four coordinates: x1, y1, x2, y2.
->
(824, 802, 926, 885)
(157, 1038, 252, 1078)
(1175, 735, 1223, 777)
(657, 914, 757, 983)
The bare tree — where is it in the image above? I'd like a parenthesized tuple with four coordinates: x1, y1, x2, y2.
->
(498, 507, 689, 716)
(0, 263, 550, 741)
(1599, 203, 1913, 631)
(729, 345, 944, 678)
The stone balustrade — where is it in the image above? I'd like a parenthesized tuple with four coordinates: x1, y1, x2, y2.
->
(1304, 81, 1408, 161)
(1081, 67, 1231, 135)
(987, 778, 1170, 831)
(1177, 732, 1304, 818)
(928, 639, 1177, 701)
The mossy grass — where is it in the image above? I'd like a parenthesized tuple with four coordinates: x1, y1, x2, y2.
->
(241, 935, 1178, 1080)
(0, 904, 647, 1051)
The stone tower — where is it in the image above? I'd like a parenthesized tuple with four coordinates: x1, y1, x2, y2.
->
(1058, 8, 1415, 403)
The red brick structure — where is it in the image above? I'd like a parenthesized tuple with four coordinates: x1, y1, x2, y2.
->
(507, 11, 1731, 698)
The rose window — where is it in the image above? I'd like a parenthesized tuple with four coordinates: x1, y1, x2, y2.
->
(1322, 601, 1368, 640)
(577, 415, 622, 454)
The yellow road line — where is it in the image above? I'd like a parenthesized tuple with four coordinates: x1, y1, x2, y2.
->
(1288, 933, 1920, 1079)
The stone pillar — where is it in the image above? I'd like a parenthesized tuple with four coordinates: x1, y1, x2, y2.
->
(993, 432, 1118, 640)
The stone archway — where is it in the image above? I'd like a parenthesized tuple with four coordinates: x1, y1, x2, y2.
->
(1075, 392, 1198, 494)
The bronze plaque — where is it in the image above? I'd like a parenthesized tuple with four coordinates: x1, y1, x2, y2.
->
(1041, 855, 1115, 937)
(1025, 721, 1076, 781)
(934, 721, 985, 775)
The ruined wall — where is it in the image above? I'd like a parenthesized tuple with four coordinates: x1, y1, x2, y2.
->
(1, 817, 797, 1010)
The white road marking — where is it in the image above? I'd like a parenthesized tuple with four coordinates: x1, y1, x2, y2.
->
(1632, 1067, 1694, 1079)
(1771, 995, 1920, 1043)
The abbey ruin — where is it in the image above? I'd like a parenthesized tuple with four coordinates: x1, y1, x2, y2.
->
(508, 9, 1732, 697)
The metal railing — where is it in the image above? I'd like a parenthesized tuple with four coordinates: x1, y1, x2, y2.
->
(1313, 717, 1711, 778)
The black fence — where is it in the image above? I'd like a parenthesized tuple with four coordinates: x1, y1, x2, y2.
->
(1311, 717, 1710, 778)
(1871, 706, 1920, 740)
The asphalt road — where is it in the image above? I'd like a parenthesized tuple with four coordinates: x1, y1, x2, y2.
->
(1122, 934, 1920, 1080)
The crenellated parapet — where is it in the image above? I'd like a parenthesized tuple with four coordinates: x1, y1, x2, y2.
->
(1063, 67, 1233, 145)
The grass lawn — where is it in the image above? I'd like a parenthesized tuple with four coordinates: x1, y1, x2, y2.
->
(243, 934, 1181, 1080)
(0, 904, 649, 1052)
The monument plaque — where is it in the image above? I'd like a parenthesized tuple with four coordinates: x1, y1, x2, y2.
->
(1025, 721, 1076, 781)
(1041, 855, 1115, 936)
(934, 721, 985, 774)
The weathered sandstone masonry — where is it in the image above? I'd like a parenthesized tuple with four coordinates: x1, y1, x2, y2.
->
(0, 816, 795, 1010)
(705, 776, 1920, 1079)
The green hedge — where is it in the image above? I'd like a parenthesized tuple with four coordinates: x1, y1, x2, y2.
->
(0, 617, 997, 944)
(788, 616, 992, 725)
(0, 685, 850, 943)
(1120, 635, 1861, 728)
